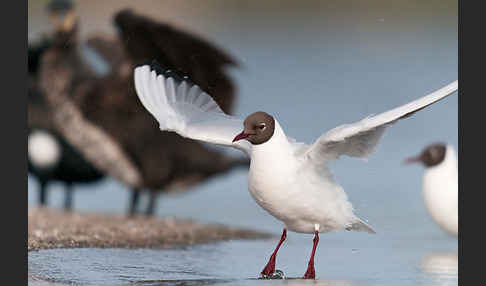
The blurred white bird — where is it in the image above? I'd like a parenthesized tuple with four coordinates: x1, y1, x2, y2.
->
(134, 61, 458, 279)
(405, 143, 458, 237)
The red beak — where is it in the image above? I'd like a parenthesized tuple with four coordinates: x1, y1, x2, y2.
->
(232, 131, 249, 143)
(403, 156, 422, 165)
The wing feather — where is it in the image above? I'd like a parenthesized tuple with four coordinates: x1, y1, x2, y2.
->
(305, 81, 458, 162)
(134, 62, 251, 156)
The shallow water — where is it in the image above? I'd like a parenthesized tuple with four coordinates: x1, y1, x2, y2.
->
(28, 178, 458, 285)
(28, 236, 457, 286)
(28, 0, 457, 285)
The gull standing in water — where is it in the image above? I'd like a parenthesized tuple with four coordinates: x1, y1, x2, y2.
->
(405, 143, 458, 237)
(134, 61, 457, 279)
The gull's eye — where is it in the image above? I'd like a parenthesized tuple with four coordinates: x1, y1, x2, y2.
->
(258, 123, 266, 131)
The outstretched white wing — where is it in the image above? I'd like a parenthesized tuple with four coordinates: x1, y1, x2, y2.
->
(134, 63, 251, 156)
(305, 81, 458, 162)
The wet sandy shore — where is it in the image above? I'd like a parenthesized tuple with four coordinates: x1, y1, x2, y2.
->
(28, 208, 272, 251)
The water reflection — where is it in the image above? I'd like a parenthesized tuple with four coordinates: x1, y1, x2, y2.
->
(420, 252, 458, 286)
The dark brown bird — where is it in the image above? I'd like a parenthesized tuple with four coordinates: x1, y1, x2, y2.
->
(37, 5, 249, 215)
(28, 1, 105, 210)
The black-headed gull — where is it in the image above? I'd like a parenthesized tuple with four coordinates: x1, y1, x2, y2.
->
(134, 61, 458, 279)
(405, 143, 458, 237)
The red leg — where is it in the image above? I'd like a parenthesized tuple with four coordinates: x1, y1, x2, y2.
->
(261, 229, 287, 277)
(303, 231, 319, 279)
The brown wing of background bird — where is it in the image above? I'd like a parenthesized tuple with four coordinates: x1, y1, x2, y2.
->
(73, 9, 244, 189)
(113, 9, 238, 114)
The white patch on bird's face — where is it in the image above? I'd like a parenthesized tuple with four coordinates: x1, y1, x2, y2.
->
(28, 130, 61, 169)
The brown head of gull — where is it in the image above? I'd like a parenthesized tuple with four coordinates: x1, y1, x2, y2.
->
(404, 143, 447, 167)
(233, 112, 275, 145)
(405, 143, 458, 237)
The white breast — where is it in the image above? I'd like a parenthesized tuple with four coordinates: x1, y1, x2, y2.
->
(248, 121, 299, 219)
(422, 145, 458, 236)
(28, 130, 61, 169)
(247, 120, 356, 233)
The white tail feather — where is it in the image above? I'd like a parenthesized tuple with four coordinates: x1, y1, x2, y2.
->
(347, 219, 376, 234)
